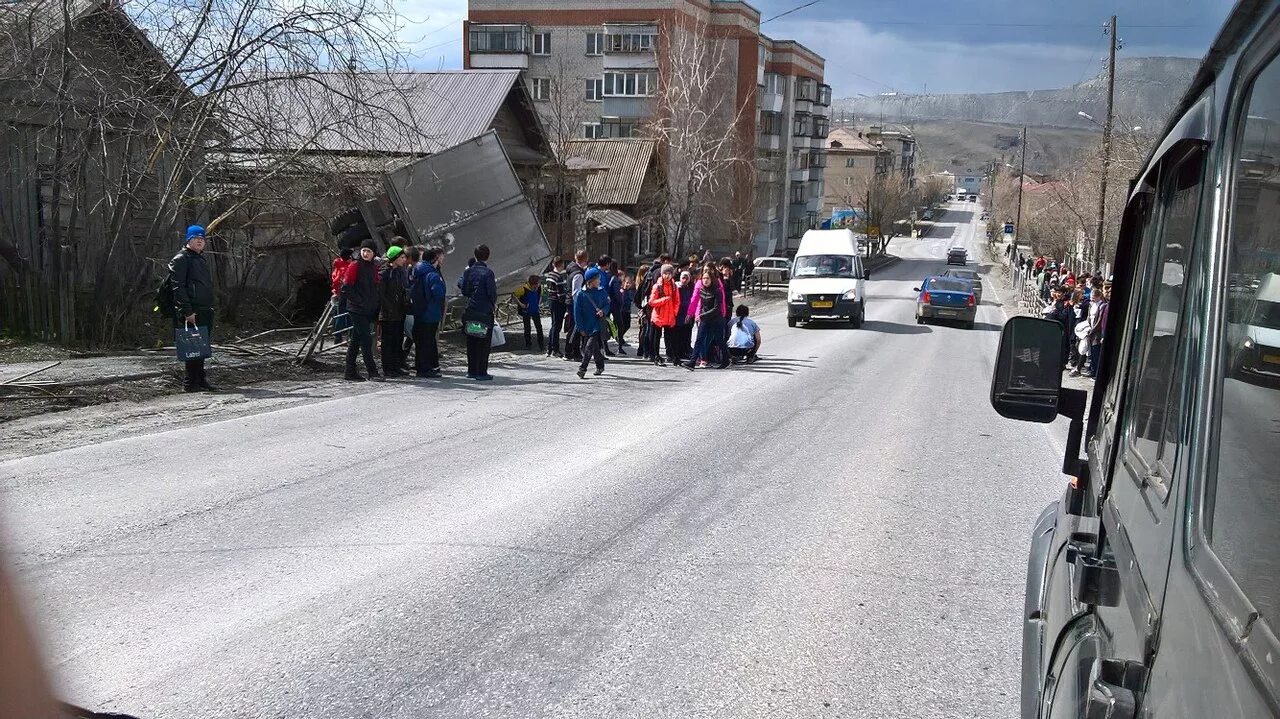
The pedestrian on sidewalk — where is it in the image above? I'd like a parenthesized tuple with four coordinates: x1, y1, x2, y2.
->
(563, 250, 587, 361)
(687, 266, 730, 371)
(378, 245, 411, 377)
(647, 263, 678, 367)
(168, 224, 217, 392)
(637, 254, 667, 360)
(1069, 286, 1092, 376)
(673, 270, 696, 365)
(728, 304, 762, 364)
(341, 239, 383, 382)
(573, 267, 610, 379)
(607, 261, 627, 355)
(618, 274, 635, 351)
(543, 257, 567, 357)
(409, 246, 446, 378)
(514, 274, 545, 351)
(460, 244, 498, 381)
(330, 247, 354, 341)
(1089, 282, 1111, 379)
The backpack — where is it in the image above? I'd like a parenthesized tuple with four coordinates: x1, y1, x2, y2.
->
(635, 267, 656, 310)
(152, 274, 173, 314)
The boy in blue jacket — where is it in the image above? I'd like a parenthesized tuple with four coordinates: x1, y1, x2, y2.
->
(513, 275, 544, 351)
(410, 246, 447, 377)
(573, 267, 610, 379)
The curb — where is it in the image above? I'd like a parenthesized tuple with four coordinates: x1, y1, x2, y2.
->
(866, 254, 900, 272)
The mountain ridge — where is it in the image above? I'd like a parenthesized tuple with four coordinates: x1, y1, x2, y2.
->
(831, 56, 1200, 132)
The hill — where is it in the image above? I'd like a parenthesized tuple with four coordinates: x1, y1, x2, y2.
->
(905, 120, 1100, 176)
(832, 56, 1199, 133)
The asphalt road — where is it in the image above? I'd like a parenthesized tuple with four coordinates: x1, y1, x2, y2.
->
(2, 202, 1069, 718)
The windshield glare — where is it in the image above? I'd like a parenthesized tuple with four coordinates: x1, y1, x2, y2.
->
(1250, 300, 1280, 329)
(793, 254, 856, 278)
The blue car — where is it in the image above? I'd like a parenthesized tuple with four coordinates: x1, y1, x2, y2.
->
(913, 276, 977, 329)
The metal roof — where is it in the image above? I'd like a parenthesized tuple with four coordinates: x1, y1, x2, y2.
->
(563, 139, 657, 206)
(222, 70, 537, 157)
(587, 208, 639, 231)
(825, 128, 883, 153)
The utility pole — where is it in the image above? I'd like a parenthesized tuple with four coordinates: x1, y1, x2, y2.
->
(1015, 126, 1027, 253)
(1092, 14, 1118, 273)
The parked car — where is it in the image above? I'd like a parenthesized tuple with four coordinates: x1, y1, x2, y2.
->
(947, 246, 967, 265)
(913, 276, 976, 328)
(923, 209, 935, 220)
(787, 229, 869, 328)
(752, 256, 791, 285)
(941, 268, 983, 303)
(991, 4, 1280, 716)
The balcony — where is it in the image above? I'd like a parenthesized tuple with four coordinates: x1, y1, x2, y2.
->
(760, 91, 784, 113)
(468, 24, 530, 69)
(816, 83, 832, 107)
(792, 112, 811, 138)
(811, 117, 830, 140)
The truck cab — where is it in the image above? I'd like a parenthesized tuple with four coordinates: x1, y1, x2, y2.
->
(990, 3, 1280, 716)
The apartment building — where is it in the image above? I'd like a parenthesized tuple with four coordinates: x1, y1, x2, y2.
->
(864, 124, 917, 184)
(756, 37, 830, 255)
(463, 0, 827, 255)
(820, 128, 891, 217)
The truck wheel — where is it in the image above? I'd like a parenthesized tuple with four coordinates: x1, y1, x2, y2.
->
(787, 316, 797, 328)
(850, 303, 864, 328)
(328, 207, 363, 235)
(336, 222, 371, 245)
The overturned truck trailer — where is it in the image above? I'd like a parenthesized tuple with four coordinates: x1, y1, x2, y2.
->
(382, 130, 551, 291)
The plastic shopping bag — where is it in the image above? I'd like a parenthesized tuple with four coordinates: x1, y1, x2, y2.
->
(491, 322, 506, 348)
(175, 325, 212, 361)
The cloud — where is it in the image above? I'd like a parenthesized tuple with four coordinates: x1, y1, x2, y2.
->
(396, 0, 467, 69)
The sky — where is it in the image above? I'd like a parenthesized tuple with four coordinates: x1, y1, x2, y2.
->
(397, 0, 1237, 96)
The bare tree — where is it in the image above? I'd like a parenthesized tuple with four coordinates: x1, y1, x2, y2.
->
(648, 19, 753, 258)
(533, 58, 594, 257)
(0, 0, 422, 345)
(834, 172, 917, 254)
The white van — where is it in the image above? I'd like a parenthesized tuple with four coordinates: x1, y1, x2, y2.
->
(1232, 272, 1280, 377)
(786, 229, 869, 328)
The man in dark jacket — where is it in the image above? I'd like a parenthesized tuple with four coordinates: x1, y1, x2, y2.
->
(410, 246, 447, 377)
(341, 239, 382, 382)
(169, 224, 216, 392)
(1043, 286, 1075, 364)
(460, 244, 498, 381)
(378, 245, 410, 377)
(563, 251, 587, 361)
(543, 257, 567, 358)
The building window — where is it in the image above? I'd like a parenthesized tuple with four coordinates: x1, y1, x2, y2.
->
(793, 113, 811, 137)
(793, 151, 810, 170)
(469, 24, 529, 53)
(530, 77, 551, 101)
(601, 117, 643, 138)
(603, 71, 655, 97)
(787, 214, 808, 238)
(532, 32, 551, 55)
(790, 181, 806, 204)
(760, 111, 782, 136)
(605, 31, 654, 53)
(763, 73, 783, 95)
(586, 32, 605, 55)
(584, 78, 603, 102)
(817, 83, 832, 106)
(583, 122, 604, 139)
(797, 77, 817, 102)
(811, 151, 827, 168)
(812, 116, 830, 139)
(844, 177, 852, 187)
(846, 157, 856, 168)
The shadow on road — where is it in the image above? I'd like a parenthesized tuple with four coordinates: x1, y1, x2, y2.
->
(867, 257, 948, 283)
(861, 320, 931, 335)
(973, 321, 1005, 332)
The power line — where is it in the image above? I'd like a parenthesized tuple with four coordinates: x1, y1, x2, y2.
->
(762, 0, 822, 24)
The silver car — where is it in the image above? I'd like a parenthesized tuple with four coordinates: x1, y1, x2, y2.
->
(941, 268, 983, 303)
(752, 256, 791, 285)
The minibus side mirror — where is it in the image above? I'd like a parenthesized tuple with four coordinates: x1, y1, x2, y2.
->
(991, 316, 1066, 423)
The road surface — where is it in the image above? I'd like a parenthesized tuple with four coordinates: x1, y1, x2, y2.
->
(2, 202, 1069, 718)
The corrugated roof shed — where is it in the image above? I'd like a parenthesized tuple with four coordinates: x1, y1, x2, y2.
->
(564, 139, 656, 205)
(224, 70, 532, 156)
(587, 208, 639, 231)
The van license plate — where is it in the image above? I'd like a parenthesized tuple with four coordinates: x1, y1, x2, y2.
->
(811, 300, 834, 308)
